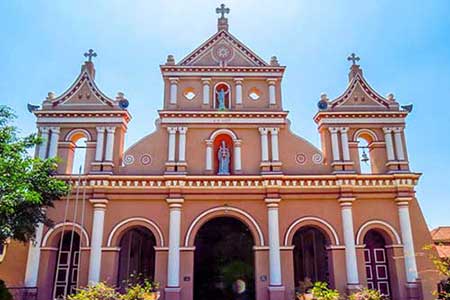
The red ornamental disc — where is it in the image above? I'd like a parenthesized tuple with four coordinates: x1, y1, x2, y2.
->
(141, 154, 152, 166)
(295, 153, 306, 165)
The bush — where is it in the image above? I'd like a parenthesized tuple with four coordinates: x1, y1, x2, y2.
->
(311, 282, 340, 300)
(67, 282, 119, 300)
(348, 288, 386, 300)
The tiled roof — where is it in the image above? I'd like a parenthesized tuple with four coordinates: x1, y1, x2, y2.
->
(436, 245, 450, 258)
(431, 226, 450, 242)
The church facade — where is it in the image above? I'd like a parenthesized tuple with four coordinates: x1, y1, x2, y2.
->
(0, 6, 439, 300)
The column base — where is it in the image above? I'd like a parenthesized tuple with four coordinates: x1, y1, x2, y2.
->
(406, 281, 422, 300)
(346, 284, 362, 295)
(165, 287, 181, 300)
(268, 285, 285, 300)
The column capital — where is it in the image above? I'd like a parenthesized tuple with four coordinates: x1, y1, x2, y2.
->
(89, 199, 108, 210)
(234, 77, 244, 84)
(167, 127, 178, 134)
(233, 139, 242, 147)
(167, 198, 184, 208)
(392, 127, 404, 133)
(205, 139, 213, 146)
(269, 127, 280, 134)
(178, 126, 188, 134)
(266, 78, 277, 85)
(258, 127, 268, 135)
(328, 127, 339, 134)
(39, 126, 50, 133)
(106, 127, 116, 134)
(338, 196, 356, 207)
(96, 127, 106, 133)
(50, 127, 60, 134)
(265, 198, 281, 208)
(201, 77, 211, 84)
(339, 127, 349, 133)
(169, 77, 179, 84)
(383, 127, 393, 134)
(395, 196, 413, 207)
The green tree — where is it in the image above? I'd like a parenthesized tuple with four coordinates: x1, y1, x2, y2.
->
(0, 106, 69, 244)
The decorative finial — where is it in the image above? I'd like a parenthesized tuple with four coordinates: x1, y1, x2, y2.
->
(84, 49, 97, 62)
(166, 55, 175, 65)
(216, 4, 230, 31)
(270, 56, 279, 66)
(347, 53, 360, 65)
(216, 4, 230, 18)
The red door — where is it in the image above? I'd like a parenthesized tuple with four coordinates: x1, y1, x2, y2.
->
(364, 230, 391, 297)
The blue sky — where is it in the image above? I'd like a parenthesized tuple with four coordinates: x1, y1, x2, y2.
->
(1, 0, 449, 228)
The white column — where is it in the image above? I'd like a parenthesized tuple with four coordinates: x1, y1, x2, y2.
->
(169, 78, 179, 105)
(104, 127, 116, 161)
(167, 198, 184, 287)
(233, 140, 242, 172)
(383, 127, 395, 161)
(267, 79, 277, 105)
(234, 78, 243, 105)
(259, 128, 269, 161)
(38, 127, 50, 159)
(95, 127, 106, 161)
(265, 198, 282, 286)
(88, 199, 108, 283)
(178, 127, 188, 162)
(47, 127, 60, 158)
(393, 127, 405, 161)
(329, 127, 341, 161)
(205, 140, 213, 171)
(167, 127, 177, 162)
(340, 127, 350, 161)
(24, 222, 44, 287)
(340, 199, 360, 285)
(396, 198, 418, 282)
(201, 78, 211, 105)
(270, 128, 280, 161)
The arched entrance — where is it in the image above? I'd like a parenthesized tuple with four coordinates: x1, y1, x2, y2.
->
(194, 217, 255, 300)
(364, 230, 392, 297)
(117, 226, 156, 287)
(52, 231, 80, 299)
(293, 226, 330, 290)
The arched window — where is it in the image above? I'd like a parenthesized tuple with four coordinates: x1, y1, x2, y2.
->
(293, 226, 330, 291)
(65, 130, 90, 174)
(357, 137, 372, 174)
(214, 83, 231, 110)
(118, 227, 156, 287)
(71, 137, 87, 174)
(53, 231, 80, 299)
(364, 230, 392, 298)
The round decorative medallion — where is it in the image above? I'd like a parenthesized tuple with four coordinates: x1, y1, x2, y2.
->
(312, 153, 323, 164)
(295, 153, 307, 165)
(140, 154, 152, 166)
(123, 154, 135, 166)
(213, 44, 233, 62)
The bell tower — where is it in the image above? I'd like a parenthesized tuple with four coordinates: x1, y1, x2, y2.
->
(314, 54, 411, 174)
(32, 50, 131, 174)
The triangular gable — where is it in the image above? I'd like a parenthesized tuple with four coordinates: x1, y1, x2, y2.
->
(330, 73, 397, 110)
(45, 66, 117, 109)
(178, 30, 269, 67)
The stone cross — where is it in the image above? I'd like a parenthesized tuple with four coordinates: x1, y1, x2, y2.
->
(347, 53, 360, 65)
(84, 49, 97, 62)
(216, 4, 230, 19)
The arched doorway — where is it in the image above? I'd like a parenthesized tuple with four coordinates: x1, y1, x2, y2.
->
(117, 226, 156, 287)
(52, 231, 80, 299)
(194, 217, 255, 300)
(293, 226, 330, 290)
(364, 230, 392, 297)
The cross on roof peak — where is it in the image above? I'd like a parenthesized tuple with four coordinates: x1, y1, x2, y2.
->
(84, 49, 97, 62)
(216, 4, 230, 19)
(347, 53, 360, 65)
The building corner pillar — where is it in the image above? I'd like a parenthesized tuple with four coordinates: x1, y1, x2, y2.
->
(88, 199, 108, 284)
(24, 222, 45, 287)
(165, 198, 184, 300)
(265, 198, 285, 300)
(48, 127, 60, 158)
(38, 127, 50, 159)
(339, 197, 361, 290)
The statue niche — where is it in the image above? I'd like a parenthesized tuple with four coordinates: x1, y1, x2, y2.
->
(214, 134, 233, 175)
(215, 83, 230, 110)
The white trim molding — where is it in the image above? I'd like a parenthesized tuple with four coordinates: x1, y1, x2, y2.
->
(106, 217, 165, 247)
(41, 222, 90, 247)
(284, 216, 340, 246)
(355, 220, 402, 245)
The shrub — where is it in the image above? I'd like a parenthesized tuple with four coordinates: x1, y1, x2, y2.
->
(311, 282, 340, 300)
(348, 288, 386, 300)
(67, 282, 119, 300)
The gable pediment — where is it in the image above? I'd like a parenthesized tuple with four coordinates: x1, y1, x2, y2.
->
(178, 30, 268, 67)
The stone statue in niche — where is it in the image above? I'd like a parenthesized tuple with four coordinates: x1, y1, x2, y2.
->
(217, 140, 230, 175)
(216, 88, 229, 110)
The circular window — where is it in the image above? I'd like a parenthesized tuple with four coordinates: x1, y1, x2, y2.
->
(183, 87, 196, 100)
(249, 87, 261, 100)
